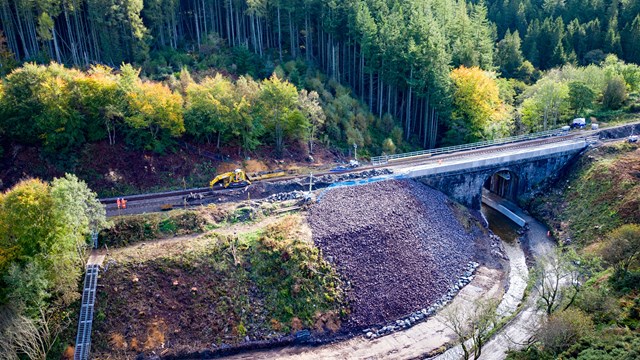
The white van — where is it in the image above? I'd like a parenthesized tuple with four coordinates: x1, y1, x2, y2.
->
(572, 118, 586, 128)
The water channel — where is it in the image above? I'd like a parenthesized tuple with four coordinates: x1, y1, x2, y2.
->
(482, 204, 520, 242)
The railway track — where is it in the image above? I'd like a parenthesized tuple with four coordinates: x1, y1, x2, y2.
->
(101, 127, 609, 216)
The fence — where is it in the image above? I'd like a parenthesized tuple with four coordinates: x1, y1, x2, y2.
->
(371, 129, 565, 165)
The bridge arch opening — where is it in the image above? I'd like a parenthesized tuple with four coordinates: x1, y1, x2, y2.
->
(483, 169, 519, 202)
(482, 169, 522, 241)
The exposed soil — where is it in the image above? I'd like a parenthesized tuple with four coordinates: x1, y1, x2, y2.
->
(0, 140, 339, 196)
(91, 215, 344, 359)
(308, 179, 490, 328)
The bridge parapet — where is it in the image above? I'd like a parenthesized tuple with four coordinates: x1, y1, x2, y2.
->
(403, 139, 588, 179)
(372, 128, 572, 165)
(410, 139, 589, 209)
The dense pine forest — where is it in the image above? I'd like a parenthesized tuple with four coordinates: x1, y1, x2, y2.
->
(1, 0, 640, 166)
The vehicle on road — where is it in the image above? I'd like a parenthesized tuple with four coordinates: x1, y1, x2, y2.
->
(572, 118, 586, 129)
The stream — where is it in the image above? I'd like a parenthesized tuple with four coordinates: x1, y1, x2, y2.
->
(481, 204, 520, 244)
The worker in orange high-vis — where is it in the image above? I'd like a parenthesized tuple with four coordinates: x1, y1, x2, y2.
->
(116, 198, 122, 209)
(122, 199, 127, 209)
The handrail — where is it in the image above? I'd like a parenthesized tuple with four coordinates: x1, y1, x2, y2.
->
(371, 128, 566, 165)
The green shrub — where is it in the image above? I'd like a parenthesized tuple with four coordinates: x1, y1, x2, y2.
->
(562, 331, 640, 359)
(537, 309, 594, 355)
(99, 211, 206, 248)
(158, 218, 178, 234)
(575, 286, 621, 325)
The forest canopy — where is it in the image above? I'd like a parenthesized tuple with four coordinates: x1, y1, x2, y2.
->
(0, 0, 639, 160)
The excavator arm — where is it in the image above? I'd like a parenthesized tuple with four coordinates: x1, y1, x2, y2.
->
(210, 169, 252, 188)
(210, 172, 232, 188)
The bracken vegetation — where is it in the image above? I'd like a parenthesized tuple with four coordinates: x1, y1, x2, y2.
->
(91, 215, 345, 358)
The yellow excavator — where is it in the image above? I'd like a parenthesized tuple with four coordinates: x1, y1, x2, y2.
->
(210, 169, 252, 188)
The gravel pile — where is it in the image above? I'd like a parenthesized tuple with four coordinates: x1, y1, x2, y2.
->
(316, 168, 393, 184)
(265, 190, 306, 202)
(309, 179, 479, 328)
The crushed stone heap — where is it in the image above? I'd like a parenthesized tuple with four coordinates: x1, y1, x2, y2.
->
(309, 179, 479, 327)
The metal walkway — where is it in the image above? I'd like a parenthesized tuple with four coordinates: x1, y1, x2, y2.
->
(74, 264, 100, 360)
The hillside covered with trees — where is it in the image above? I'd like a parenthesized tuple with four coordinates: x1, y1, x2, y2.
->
(2, 1, 640, 359)
(0, 0, 640, 193)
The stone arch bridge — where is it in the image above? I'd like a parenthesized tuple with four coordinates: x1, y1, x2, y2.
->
(401, 138, 594, 209)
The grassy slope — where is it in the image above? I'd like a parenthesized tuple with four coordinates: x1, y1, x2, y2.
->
(523, 141, 640, 359)
(530, 142, 640, 244)
(91, 214, 345, 358)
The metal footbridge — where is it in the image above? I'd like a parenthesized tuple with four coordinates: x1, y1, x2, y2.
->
(74, 264, 100, 360)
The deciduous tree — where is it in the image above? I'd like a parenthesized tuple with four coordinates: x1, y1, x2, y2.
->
(520, 78, 570, 131)
(536, 308, 594, 355)
(443, 299, 499, 360)
(297, 89, 325, 154)
(533, 248, 595, 315)
(125, 81, 184, 152)
(184, 74, 234, 147)
(445, 66, 507, 144)
(568, 81, 595, 116)
(602, 76, 628, 110)
(259, 75, 299, 156)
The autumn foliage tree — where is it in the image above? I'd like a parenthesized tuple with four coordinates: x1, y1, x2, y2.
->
(445, 66, 508, 144)
(125, 81, 184, 152)
(0, 176, 106, 359)
(184, 74, 233, 147)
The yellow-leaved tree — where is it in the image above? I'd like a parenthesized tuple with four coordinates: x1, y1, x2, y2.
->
(444, 66, 510, 145)
(125, 80, 184, 152)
